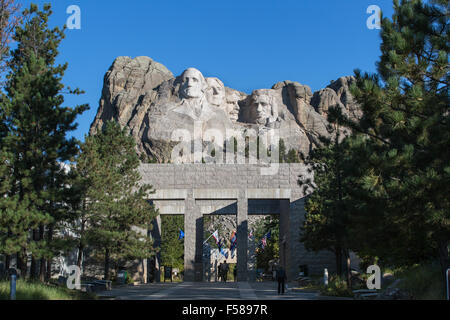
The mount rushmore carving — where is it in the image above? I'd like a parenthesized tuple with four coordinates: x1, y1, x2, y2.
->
(90, 56, 361, 163)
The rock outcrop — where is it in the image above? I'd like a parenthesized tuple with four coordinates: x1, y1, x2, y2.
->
(90, 56, 361, 162)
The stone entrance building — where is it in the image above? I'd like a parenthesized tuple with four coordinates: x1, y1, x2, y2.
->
(139, 163, 337, 282)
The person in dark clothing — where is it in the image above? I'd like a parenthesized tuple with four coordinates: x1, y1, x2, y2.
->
(222, 263, 229, 282)
(218, 263, 223, 282)
(276, 267, 287, 294)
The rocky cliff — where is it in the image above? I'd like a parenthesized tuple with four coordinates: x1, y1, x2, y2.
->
(90, 56, 359, 162)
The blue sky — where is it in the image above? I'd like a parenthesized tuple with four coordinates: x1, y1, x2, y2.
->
(19, 0, 395, 142)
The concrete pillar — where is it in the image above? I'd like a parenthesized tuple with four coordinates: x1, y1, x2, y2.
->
(184, 190, 203, 281)
(247, 235, 256, 282)
(237, 190, 248, 281)
(279, 199, 292, 280)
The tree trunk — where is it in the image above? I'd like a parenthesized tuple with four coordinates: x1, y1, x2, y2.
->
(438, 240, 449, 298)
(77, 219, 85, 269)
(335, 247, 342, 277)
(344, 249, 352, 288)
(5, 255, 10, 270)
(39, 225, 45, 282)
(104, 247, 110, 280)
(30, 229, 38, 279)
(45, 225, 54, 281)
(4, 255, 10, 280)
(17, 250, 27, 279)
(76, 245, 84, 270)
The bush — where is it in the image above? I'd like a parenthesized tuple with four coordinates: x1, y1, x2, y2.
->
(320, 275, 354, 297)
(394, 262, 444, 300)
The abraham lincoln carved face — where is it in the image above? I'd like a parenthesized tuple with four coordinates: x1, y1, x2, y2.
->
(249, 89, 278, 126)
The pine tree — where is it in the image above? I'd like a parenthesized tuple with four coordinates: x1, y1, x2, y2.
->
(299, 129, 354, 284)
(329, 0, 449, 285)
(74, 121, 158, 280)
(0, 0, 21, 82)
(2, 3, 88, 279)
(160, 215, 184, 274)
(286, 149, 300, 163)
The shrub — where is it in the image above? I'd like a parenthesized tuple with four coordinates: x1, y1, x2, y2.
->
(320, 275, 354, 297)
(394, 262, 444, 300)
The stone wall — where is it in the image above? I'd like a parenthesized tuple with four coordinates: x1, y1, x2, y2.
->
(139, 163, 340, 281)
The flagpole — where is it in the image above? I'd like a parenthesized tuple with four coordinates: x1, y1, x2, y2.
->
(203, 232, 215, 245)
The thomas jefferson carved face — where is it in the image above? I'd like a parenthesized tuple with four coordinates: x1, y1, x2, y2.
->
(179, 68, 206, 99)
(206, 78, 225, 107)
(249, 90, 278, 126)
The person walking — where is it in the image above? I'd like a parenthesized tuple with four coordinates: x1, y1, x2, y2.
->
(218, 263, 223, 282)
(276, 266, 287, 295)
(222, 262, 229, 282)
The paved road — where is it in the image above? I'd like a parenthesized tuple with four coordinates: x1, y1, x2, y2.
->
(97, 281, 348, 300)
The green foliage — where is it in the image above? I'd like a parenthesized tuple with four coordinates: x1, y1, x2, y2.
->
(304, 0, 449, 290)
(278, 138, 300, 163)
(320, 275, 354, 297)
(299, 129, 355, 278)
(393, 262, 445, 300)
(160, 215, 184, 272)
(0, 280, 96, 300)
(328, 0, 450, 269)
(0, 3, 88, 277)
(253, 215, 279, 271)
(286, 149, 300, 163)
(73, 121, 158, 279)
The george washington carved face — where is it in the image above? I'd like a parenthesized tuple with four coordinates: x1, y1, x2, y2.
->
(179, 68, 207, 100)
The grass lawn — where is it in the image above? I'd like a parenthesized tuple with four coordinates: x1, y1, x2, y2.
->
(0, 280, 97, 300)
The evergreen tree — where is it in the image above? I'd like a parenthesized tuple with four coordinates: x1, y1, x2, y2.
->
(278, 138, 286, 163)
(299, 129, 354, 284)
(160, 215, 184, 273)
(286, 149, 300, 163)
(74, 121, 157, 280)
(254, 215, 279, 273)
(329, 0, 449, 283)
(0, 0, 21, 82)
(1, 3, 88, 279)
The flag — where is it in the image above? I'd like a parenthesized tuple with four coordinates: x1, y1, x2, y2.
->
(230, 231, 237, 259)
(230, 231, 237, 248)
(212, 230, 219, 244)
(266, 231, 271, 240)
(219, 246, 229, 259)
(261, 237, 267, 249)
(217, 240, 228, 258)
(178, 229, 184, 240)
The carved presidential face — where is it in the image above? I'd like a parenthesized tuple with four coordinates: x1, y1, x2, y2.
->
(249, 91, 278, 126)
(206, 78, 225, 107)
(229, 103, 239, 122)
(180, 68, 205, 99)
